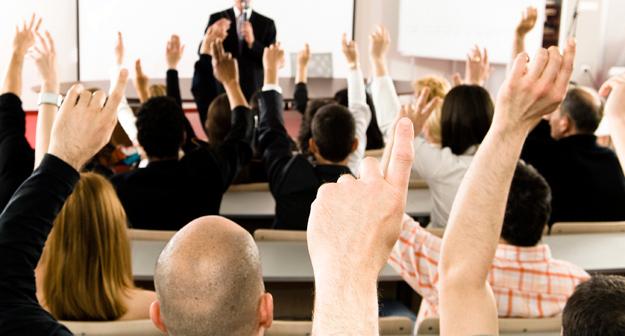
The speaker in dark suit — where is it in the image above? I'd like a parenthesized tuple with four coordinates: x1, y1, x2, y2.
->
(203, 4, 277, 99)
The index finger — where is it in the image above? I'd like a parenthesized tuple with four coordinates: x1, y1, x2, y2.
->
(385, 118, 414, 194)
(102, 69, 129, 118)
(554, 38, 576, 93)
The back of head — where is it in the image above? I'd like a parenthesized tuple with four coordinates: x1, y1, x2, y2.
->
(298, 99, 331, 153)
(563, 275, 625, 335)
(154, 216, 264, 336)
(501, 162, 551, 247)
(41, 173, 133, 321)
(333, 89, 385, 150)
(440, 85, 493, 155)
(561, 87, 603, 134)
(416, 76, 452, 145)
(205, 93, 232, 146)
(136, 97, 185, 159)
(311, 104, 356, 163)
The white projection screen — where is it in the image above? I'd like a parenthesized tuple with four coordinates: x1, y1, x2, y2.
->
(398, 0, 547, 64)
(78, 0, 355, 80)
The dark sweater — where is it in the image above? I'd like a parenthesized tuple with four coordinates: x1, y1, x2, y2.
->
(257, 90, 351, 230)
(521, 120, 625, 224)
(0, 154, 77, 335)
(0, 93, 34, 212)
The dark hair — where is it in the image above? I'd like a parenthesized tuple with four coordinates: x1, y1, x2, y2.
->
(333, 89, 385, 150)
(205, 93, 231, 146)
(562, 275, 625, 335)
(136, 97, 185, 159)
(561, 87, 602, 134)
(440, 85, 493, 155)
(501, 162, 551, 247)
(298, 99, 332, 153)
(311, 104, 355, 162)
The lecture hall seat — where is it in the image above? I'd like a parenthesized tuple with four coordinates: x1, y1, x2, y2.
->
(416, 316, 562, 335)
(267, 316, 413, 336)
(550, 221, 625, 235)
(61, 319, 163, 336)
(254, 229, 307, 241)
(128, 229, 176, 241)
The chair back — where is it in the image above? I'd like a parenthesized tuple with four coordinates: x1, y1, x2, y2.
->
(267, 316, 413, 335)
(61, 319, 163, 336)
(417, 316, 561, 335)
(290, 53, 333, 78)
(254, 229, 307, 241)
(550, 222, 625, 235)
(128, 229, 176, 241)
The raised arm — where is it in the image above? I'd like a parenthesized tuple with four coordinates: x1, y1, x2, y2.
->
(2, 14, 41, 96)
(109, 32, 138, 144)
(512, 7, 538, 65)
(308, 117, 414, 335)
(133, 59, 150, 104)
(342, 34, 371, 175)
(369, 26, 401, 140)
(465, 46, 491, 86)
(0, 69, 128, 336)
(166, 34, 185, 108)
(599, 74, 625, 174)
(33, 30, 60, 169)
(439, 41, 576, 335)
(293, 43, 310, 114)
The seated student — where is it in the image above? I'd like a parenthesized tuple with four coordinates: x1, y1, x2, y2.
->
(257, 39, 370, 230)
(293, 44, 384, 152)
(0, 16, 39, 211)
(389, 162, 589, 326)
(370, 27, 493, 229)
(520, 86, 625, 224)
(414, 76, 451, 145)
(111, 40, 254, 231)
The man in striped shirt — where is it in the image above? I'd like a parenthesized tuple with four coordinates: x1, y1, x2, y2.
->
(389, 162, 590, 325)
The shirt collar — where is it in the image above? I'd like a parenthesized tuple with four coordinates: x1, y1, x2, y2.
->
(233, 6, 252, 18)
(494, 243, 553, 262)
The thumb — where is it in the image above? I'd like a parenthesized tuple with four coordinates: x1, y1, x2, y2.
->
(385, 118, 414, 195)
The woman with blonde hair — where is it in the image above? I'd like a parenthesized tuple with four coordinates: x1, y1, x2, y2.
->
(31, 31, 155, 321)
(413, 76, 451, 145)
(36, 173, 155, 321)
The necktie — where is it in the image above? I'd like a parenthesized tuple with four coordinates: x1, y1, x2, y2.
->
(237, 13, 245, 42)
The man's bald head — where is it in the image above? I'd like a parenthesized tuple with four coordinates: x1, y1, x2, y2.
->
(153, 216, 266, 336)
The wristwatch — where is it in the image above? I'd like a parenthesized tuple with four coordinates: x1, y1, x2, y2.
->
(38, 92, 63, 107)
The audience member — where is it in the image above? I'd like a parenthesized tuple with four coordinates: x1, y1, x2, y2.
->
(0, 15, 39, 211)
(600, 73, 625, 170)
(111, 40, 254, 230)
(389, 162, 589, 326)
(257, 38, 370, 230)
(0, 65, 129, 335)
(414, 76, 451, 145)
(150, 216, 273, 335)
(451, 45, 491, 87)
(371, 26, 493, 228)
(521, 86, 625, 224)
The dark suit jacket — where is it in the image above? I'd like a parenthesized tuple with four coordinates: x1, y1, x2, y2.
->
(257, 90, 352, 230)
(521, 120, 625, 225)
(203, 8, 277, 100)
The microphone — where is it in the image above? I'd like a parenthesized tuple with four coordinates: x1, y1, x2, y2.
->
(243, 0, 249, 21)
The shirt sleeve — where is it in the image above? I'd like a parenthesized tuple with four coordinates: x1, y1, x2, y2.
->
(191, 54, 221, 134)
(370, 75, 401, 142)
(293, 82, 309, 115)
(346, 68, 372, 176)
(0, 154, 77, 335)
(388, 214, 442, 306)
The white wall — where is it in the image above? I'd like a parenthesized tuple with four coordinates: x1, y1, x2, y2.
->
(0, 0, 77, 110)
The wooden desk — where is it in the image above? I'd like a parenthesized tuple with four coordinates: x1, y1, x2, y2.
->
(542, 233, 625, 274)
(46, 78, 414, 103)
(132, 240, 401, 282)
(219, 188, 433, 218)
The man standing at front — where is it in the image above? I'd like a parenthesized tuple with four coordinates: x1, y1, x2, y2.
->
(203, 0, 277, 99)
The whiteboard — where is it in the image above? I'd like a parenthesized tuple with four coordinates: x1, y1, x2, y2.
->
(79, 0, 354, 81)
(398, 0, 546, 64)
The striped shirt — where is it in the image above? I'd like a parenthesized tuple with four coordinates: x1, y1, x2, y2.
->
(389, 215, 590, 324)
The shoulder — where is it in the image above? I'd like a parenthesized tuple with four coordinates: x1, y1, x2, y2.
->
(251, 11, 275, 25)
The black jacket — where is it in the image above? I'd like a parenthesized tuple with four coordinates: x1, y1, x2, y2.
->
(521, 120, 625, 224)
(0, 93, 34, 212)
(111, 106, 254, 231)
(0, 155, 76, 335)
(257, 90, 351, 230)
(203, 8, 277, 100)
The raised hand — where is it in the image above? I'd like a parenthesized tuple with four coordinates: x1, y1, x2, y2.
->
(133, 59, 150, 103)
(516, 7, 538, 36)
(400, 88, 442, 135)
(211, 39, 239, 85)
(48, 70, 129, 171)
(599, 73, 625, 172)
(13, 14, 42, 56)
(496, 39, 576, 134)
(309, 118, 414, 334)
(296, 43, 310, 84)
(263, 43, 285, 86)
(200, 20, 229, 56)
(369, 25, 391, 77)
(114, 32, 124, 66)
(341, 33, 359, 70)
(31, 31, 58, 93)
(166, 34, 185, 69)
(465, 45, 491, 86)
(241, 21, 255, 48)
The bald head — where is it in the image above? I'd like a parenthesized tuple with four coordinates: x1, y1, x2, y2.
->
(154, 216, 265, 336)
(561, 86, 603, 134)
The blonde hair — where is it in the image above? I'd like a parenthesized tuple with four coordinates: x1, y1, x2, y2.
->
(40, 173, 134, 321)
(413, 76, 451, 144)
(149, 84, 167, 99)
